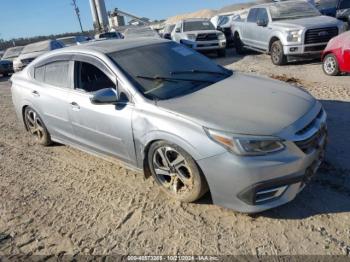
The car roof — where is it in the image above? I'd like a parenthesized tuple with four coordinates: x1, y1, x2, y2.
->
(62, 38, 169, 54)
(182, 18, 210, 22)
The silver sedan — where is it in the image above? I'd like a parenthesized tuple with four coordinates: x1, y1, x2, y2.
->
(11, 38, 327, 213)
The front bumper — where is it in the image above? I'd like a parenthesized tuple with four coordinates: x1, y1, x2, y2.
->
(181, 39, 226, 51)
(283, 43, 328, 56)
(197, 109, 327, 213)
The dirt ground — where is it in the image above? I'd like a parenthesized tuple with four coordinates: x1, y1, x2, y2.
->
(0, 49, 350, 258)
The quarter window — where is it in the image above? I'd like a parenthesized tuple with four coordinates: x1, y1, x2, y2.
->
(74, 61, 114, 92)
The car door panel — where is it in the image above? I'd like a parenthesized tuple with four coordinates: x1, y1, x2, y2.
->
(30, 60, 74, 142)
(68, 57, 136, 165)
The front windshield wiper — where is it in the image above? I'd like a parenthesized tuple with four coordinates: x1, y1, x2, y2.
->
(170, 69, 231, 77)
(136, 75, 215, 83)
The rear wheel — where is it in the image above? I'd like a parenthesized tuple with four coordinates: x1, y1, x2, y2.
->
(270, 40, 287, 65)
(323, 54, 340, 76)
(148, 141, 208, 203)
(24, 107, 52, 146)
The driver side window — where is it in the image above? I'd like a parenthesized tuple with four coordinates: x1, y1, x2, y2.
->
(257, 8, 268, 22)
(74, 61, 115, 93)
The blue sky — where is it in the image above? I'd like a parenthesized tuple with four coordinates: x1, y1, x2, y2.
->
(0, 0, 249, 40)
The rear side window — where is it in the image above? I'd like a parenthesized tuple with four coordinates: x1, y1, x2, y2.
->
(34, 61, 70, 88)
(247, 8, 259, 22)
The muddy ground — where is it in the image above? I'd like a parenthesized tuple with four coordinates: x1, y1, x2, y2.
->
(0, 49, 349, 258)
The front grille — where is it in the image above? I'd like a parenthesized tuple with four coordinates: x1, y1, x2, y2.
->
(304, 45, 327, 52)
(295, 127, 326, 154)
(304, 27, 338, 44)
(196, 33, 218, 41)
(294, 109, 326, 154)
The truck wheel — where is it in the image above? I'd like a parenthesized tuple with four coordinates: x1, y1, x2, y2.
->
(323, 54, 340, 76)
(270, 40, 287, 65)
(234, 34, 245, 55)
(217, 49, 226, 57)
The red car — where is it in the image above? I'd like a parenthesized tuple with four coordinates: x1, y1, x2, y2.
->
(322, 31, 350, 76)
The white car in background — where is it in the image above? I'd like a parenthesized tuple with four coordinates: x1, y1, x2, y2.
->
(171, 18, 227, 57)
(13, 40, 64, 72)
(57, 35, 90, 46)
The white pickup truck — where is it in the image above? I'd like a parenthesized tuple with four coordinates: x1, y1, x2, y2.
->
(232, 0, 346, 65)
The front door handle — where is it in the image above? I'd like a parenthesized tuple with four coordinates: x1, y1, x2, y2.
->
(32, 90, 40, 97)
(70, 102, 80, 110)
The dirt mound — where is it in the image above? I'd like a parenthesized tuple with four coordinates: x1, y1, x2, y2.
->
(166, 9, 217, 24)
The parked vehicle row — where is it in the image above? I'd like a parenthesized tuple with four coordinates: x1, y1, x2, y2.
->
(11, 38, 327, 213)
(0, 46, 23, 76)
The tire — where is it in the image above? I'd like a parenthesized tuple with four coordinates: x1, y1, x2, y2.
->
(270, 40, 287, 65)
(148, 141, 208, 203)
(234, 33, 245, 55)
(217, 49, 226, 57)
(323, 54, 340, 76)
(24, 107, 52, 146)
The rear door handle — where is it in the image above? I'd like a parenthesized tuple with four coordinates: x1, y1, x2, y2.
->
(31, 90, 40, 97)
(70, 102, 80, 110)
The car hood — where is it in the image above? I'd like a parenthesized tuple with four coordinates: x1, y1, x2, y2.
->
(157, 73, 316, 136)
(272, 15, 340, 29)
(184, 30, 221, 35)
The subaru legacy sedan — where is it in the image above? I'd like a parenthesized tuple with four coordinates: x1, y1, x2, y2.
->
(11, 38, 327, 213)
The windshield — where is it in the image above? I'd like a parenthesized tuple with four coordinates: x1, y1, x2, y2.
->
(2, 46, 23, 59)
(269, 1, 321, 20)
(108, 42, 232, 100)
(164, 24, 175, 33)
(338, 0, 350, 9)
(183, 21, 215, 31)
(218, 16, 230, 27)
(58, 37, 76, 45)
(124, 27, 159, 38)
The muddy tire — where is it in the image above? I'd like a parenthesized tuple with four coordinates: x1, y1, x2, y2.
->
(24, 107, 52, 146)
(148, 141, 208, 203)
(323, 54, 340, 76)
(270, 40, 287, 65)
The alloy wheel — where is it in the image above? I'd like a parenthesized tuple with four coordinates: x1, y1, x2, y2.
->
(324, 56, 337, 75)
(152, 146, 193, 195)
(25, 109, 45, 141)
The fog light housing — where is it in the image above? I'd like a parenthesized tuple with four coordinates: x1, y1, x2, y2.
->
(290, 47, 298, 52)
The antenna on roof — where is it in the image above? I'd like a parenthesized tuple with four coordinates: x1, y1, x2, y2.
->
(71, 0, 84, 33)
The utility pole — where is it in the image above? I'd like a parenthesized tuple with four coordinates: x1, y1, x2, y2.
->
(71, 0, 84, 33)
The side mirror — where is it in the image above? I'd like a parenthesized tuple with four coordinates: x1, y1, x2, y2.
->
(90, 88, 119, 104)
(257, 19, 268, 27)
(175, 28, 181, 33)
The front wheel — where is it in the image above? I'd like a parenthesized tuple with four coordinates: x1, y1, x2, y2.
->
(270, 40, 287, 65)
(24, 107, 52, 146)
(148, 141, 208, 203)
(323, 54, 340, 76)
(234, 33, 245, 55)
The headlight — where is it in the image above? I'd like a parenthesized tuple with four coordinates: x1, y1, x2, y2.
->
(217, 32, 226, 41)
(186, 34, 196, 41)
(204, 128, 285, 156)
(286, 30, 302, 42)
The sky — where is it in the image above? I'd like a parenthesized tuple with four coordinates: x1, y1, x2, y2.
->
(0, 0, 249, 40)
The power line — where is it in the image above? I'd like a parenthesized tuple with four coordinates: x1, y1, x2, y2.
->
(71, 0, 84, 33)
